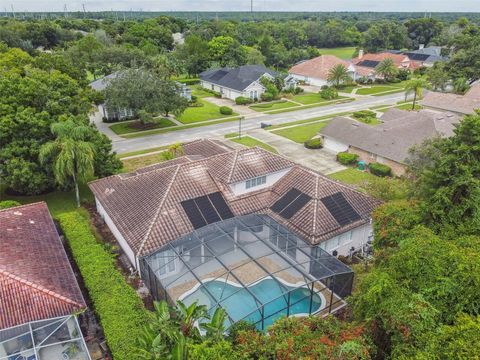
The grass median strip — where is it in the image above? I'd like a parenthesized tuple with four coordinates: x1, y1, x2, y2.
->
(249, 100, 298, 112)
(121, 116, 242, 139)
(272, 121, 330, 143)
(118, 146, 170, 158)
(264, 98, 354, 114)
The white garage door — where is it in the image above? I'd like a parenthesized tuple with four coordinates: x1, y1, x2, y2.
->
(324, 138, 349, 153)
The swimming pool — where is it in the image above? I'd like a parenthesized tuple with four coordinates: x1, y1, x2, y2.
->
(181, 278, 323, 329)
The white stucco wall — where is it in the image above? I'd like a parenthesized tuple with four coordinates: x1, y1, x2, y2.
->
(201, 80, 267, 101)
(318, 223, 373, 257)
(95, 198, 138, 268)
(229, 168, 293, 196)
(323, 137, 349, 153)
(289, 73, 329, 87)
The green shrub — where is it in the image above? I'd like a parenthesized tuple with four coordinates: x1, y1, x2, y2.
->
(219, 106, 233, 115)
(0, 200, 21, 209)
(190, 95, 198, 102)
(235, 96, 253, 105)
(176, 78, 200, 85)
(260, 92, 274, 102)
(319, 87, 339, 100)
(337, 152, 359, 165)
(58, 211, 150, 360)
(352, 110, 376, 119)
(369, 162, 392, 177)
(304, 138, 323, 149)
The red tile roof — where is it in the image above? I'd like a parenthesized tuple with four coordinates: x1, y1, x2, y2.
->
(288, 55, 351, 80)
(0, 202, 86, 329)
(90, 141, 380, 257)
(352, 52, 411, 68)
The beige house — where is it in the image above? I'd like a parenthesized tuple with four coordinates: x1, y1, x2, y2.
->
(320, 109, 460, 176)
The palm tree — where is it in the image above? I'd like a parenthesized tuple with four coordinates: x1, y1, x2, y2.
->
(375, 58, 398, 82)
(327, 64, 350, 87)
(404, 77, 431, 110)
(39, 120, 95, 208)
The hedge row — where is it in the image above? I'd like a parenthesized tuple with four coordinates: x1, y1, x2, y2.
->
(337, 152, 359, 165)
(369, 162, 392, 177)
(58, 211, 150, 360)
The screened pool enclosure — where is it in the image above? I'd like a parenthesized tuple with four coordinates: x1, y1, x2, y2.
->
(140, 214, 354, 331)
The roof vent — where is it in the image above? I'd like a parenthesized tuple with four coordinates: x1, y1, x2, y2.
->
(105, 188, 115, 195)
(351, 123, 359, 127)
(13, 211, 22, 216)
(29, 220, 35, 224)
(447, 114, 454, 118)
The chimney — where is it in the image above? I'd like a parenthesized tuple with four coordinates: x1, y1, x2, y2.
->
(419, 44, 425, 50)
(358, 49, 364, 59)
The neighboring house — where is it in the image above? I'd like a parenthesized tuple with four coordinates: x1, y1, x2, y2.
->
(0, 202, 90, 359)
(199, 65, 279, 101)
(352, 51, 413, 79)
(288, 55, 358, 87)
(422, 81, 480, 115)
(89, 138, 380, 328)
(320, 109, 460, 176)
(90, 72, 192, 121)
(388, 46, 447, 68)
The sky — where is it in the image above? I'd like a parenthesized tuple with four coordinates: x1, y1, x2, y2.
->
(4, 0, 480, 13)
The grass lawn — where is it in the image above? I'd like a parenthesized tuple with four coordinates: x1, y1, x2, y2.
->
(190, 85, 213, 98)
(356, 86, 402, 95)
(122, 153, 167, 172)
(318, 46, 356, 59)
(178, 99, 238, 124)
(338, 85, 358, 93)
(118, 145, 170, 158)
(396, 103, 422, 111)
(109, 118, 176, 135)
(328, 168, 376, 187)
(291, 93, 328, 105)
(272, 121, 330, 143)
(355, 116, 382, 126)
(249, 100, 298, 112)
(229, 135, 278, 153)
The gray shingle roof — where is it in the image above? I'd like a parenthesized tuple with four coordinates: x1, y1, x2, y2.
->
(422, 83, 480, 115)
(321, 109, 460, 163)
(200, 65, 276, 92)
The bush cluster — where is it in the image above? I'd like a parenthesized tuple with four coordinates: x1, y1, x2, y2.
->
(353, 110, 376, 119)
(304, 138, 323, 149)
(260, 92, 274, 102)
(369, 162, 392, 177)
(319, 87, 338, 100)
(219, 106, 233, 115)
(336, 152, 359, 165)
(235, 96, 253, 105)
(176, 78, 200, 85)
(0, 200, 21, 209)
(58, 211, 150, 360)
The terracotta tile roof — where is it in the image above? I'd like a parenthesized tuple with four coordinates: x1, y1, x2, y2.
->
(422, 82, 480, 115)
(90, 141, 380, 257)
(289, 55, 351, 80)
(0, 202, 86, 329)
(352, 52, 411, 69)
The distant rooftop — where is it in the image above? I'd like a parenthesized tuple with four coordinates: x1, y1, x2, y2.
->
(422, 82, 480, 115)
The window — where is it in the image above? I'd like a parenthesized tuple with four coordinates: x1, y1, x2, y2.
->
(211, 84, 214, 90)
(155, 249, 177, 277)
(270, 233, 296, 259)
(246, 175, 267, 189)
(319, 231, 352, 252)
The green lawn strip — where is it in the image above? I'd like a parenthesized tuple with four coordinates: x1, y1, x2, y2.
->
(264, 98, 354, 115)
(328, 168, 377, 186)
(178, 99, 238, 124)
(267, 111, 352, 130)
(229, 135, 278, 153)
(291, 93, 329, 105)
(249, 100, 298, 112)
(396, 103, 422, 111)
(355, 116, 382, 125)
(224, 132, 239, 139)
(109, 118, 176, 135)
(356, 86, 401, 96)
(122, 116, 242, 139)
(317, 46, 357, 59)
(272, 121, 330, 143)
(58, 210, 151, 360)
(371, 88, 405, 96)
(190, 85, 213, 98)
(338, 86, 357, 93)
(118, 145, 170, 158)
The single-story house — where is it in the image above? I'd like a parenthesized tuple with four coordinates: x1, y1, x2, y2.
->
(320, 109, 460, 176)
(422, 81, 480, 115)
(0, 202, 90, 359)
(199, 65, 293, 101)
(388, 46, 447, 68)
(288, 55, 358, 87)
(90, 72, 192, 121)
(89, 138, 380, 328)
(352, 51, 414, 79)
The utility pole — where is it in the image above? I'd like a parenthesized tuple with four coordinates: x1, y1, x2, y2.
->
(82, 3, 86, 18)
(11, 4, 15, 19)
(64, 4, 68, 18)
(238, 117, 244, 140)
(251, 0, 253, 12)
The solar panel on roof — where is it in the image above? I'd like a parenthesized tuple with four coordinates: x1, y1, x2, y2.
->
(358, 60, 380, 68)
(208, 192, 234, 220)
(279, 193, 311, 219)
(406, 53, 430, 61)
(271, 188, 301, 213)
(320, 192, 361, 227)
(210, 70, 228, 81)
(181, 199, 207, 229)
(194, 195, 221, 224)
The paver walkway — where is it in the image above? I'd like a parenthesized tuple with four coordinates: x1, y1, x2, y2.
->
(246, 129, 345, 175)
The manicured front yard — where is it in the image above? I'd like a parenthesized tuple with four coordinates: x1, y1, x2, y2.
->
(190, 85, 213, 98)
(291, 93, 329, 105)
(229, 135, 278, 153)
(178, 99, 238, 124)
(121, 153, 167, 172)
(249, 100, 298, 112)
(318, 46, 357, 59)
(356, 86, 403, 95)
(109, 118, 176, 135)
(328, 168, 376, 186)
(272, 121, 330, 143)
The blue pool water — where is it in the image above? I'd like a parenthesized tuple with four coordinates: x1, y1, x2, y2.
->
(183, 278, 322, 330)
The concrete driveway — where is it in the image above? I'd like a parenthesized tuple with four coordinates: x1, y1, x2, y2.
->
(246, 129, 345, 175)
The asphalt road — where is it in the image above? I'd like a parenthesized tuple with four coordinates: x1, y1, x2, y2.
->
(110, 92, 408, 154)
